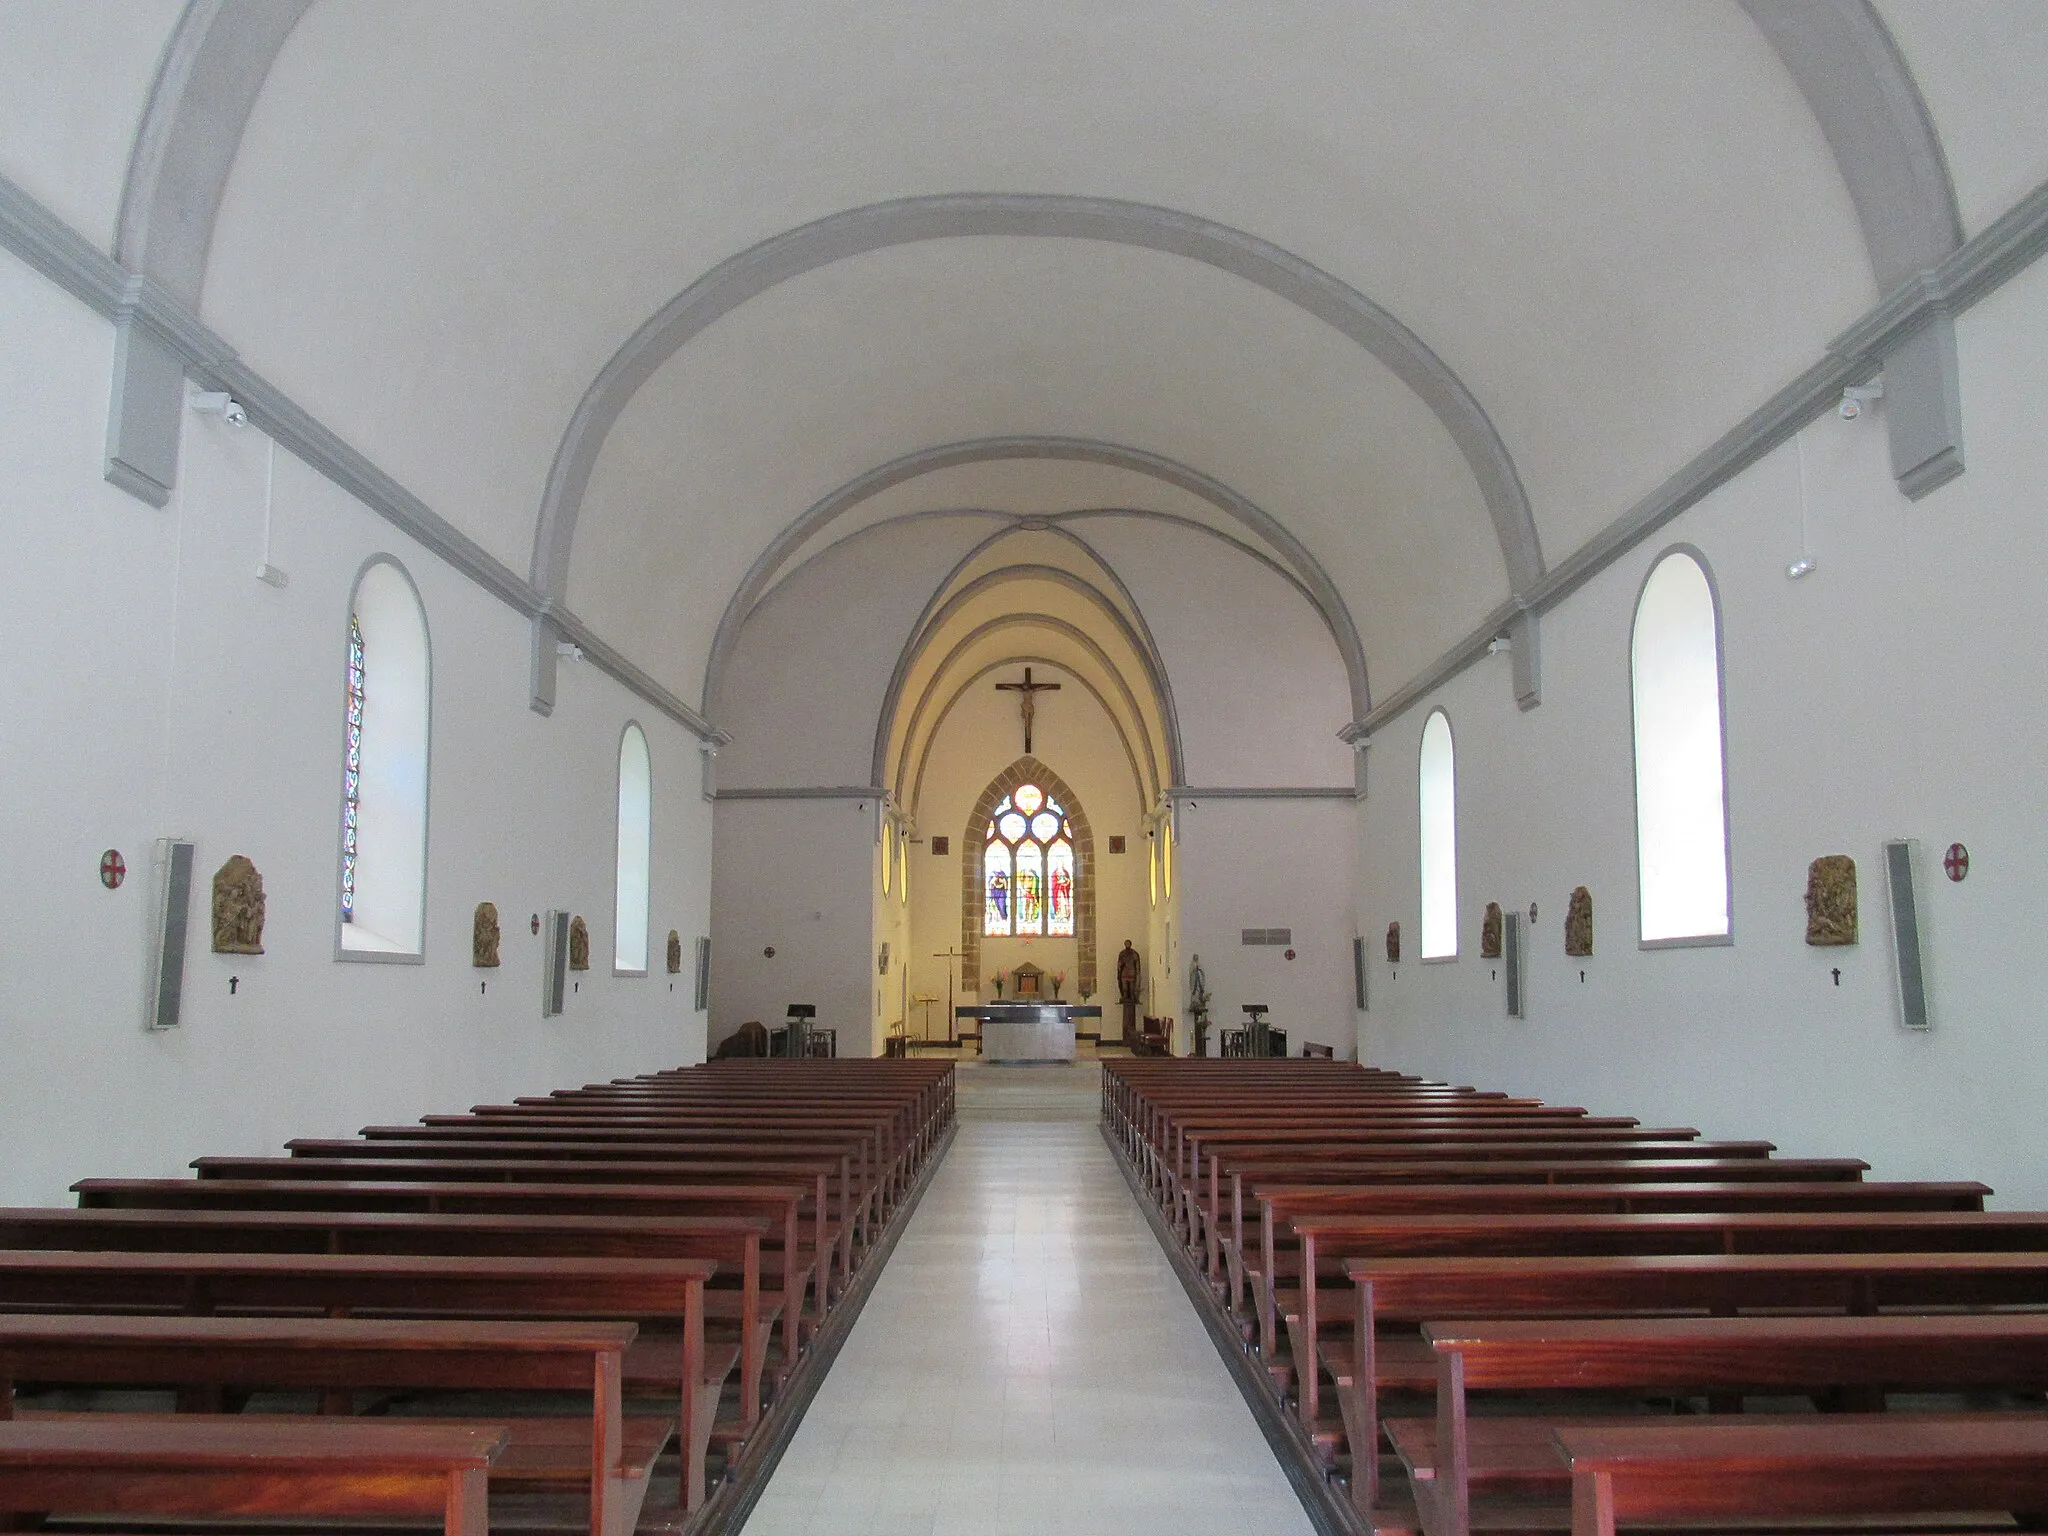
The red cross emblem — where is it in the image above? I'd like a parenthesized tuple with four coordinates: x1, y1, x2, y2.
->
(99, 849, 126, 889)
(1944, 842, 1969, 882)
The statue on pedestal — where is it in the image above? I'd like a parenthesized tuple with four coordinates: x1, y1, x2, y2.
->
(1116, 939, 1142, 1044)
(1188, 953, 1211, 1057)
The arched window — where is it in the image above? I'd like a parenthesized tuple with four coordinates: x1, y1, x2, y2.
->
(339, 559, 430, 958)
(1632, 548, 1731, 944)
(1418, 709, 1458, 958)
(614, 723, 652, 973)
(984, 783, 1077, 936)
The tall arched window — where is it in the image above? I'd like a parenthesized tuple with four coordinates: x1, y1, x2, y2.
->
(984, 783, 1076, 936)
(339, 559, 430, 958)
(614, 723, 652, 973)
(1418, 709, 1458, 958)
(1632, 548, 1731, 944)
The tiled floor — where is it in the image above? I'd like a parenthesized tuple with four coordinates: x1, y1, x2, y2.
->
(739, 1060, 1314, 1536)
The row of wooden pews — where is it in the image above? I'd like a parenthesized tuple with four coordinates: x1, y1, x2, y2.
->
(0, 1057, 953, 1536)
(1103, 1058, 2048, 1536)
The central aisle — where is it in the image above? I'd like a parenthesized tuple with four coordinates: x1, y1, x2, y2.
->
(740, 1060, 1315, 1536)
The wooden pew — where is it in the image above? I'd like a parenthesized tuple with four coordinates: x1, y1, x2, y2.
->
(0, 1206, 776, 1432)
(1271, 1206, 2048, 1426)
(0, 1313, 662, 1536)
(1556, 1419, 2048, 1536)
(71, 1177, 816, 1375)
(1337, 1248, 2048, 1512)
(1406, 1313, 2048, 1536)
(198, 1152, 857, 1304)
(1263, 1183, 1993, 1423)
(0, 1248, 726, 1513)
(1198, 1156, 1873, 1299)
(0, 1417, 506, 1536)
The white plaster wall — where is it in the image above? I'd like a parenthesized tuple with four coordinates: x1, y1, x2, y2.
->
(709, 797, 878, 1059)
(0, 261, 710, 1208)
(1359, 256, 2048, 1205)
(1175, 800, 1359, 1058)
(711, 516, 987, 788)
(906, 682, 1149, 1034)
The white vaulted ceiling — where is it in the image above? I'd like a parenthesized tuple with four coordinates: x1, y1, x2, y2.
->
(5, 0, 2035, 752)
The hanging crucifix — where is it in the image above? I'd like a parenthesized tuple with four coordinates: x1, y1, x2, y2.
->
(996, 666, 1060, 754)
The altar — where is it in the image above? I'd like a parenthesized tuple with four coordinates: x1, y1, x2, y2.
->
(956, 1002, 1100, 1063)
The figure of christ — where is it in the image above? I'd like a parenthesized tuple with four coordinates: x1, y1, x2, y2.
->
(995, 667, 1061, 754)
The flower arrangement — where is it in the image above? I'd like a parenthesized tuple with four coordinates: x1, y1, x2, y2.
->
(990, 973, 1005, 998)
(1050, 971, 1066, 999)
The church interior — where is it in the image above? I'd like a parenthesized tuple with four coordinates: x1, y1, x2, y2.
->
(4, 4, 2048, 1533)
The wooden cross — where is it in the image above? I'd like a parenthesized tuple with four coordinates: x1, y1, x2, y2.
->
(995, 667, 1060, 754)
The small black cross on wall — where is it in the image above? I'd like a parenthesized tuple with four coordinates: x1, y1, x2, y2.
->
(995, 667, 1061, 754)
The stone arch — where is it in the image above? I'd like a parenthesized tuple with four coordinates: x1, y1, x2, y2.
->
(961, 757, 1097, 999)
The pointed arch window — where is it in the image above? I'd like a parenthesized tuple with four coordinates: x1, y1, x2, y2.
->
(1632, 549, 1732, 944)
(984, 783, 1076, 936)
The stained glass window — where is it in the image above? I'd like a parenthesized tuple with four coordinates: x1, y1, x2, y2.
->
(1047, 841, 1075, 936)
(982, 783, 1075, 937)
(340, 615, 364, 921)
(984, 840, 1012, 936)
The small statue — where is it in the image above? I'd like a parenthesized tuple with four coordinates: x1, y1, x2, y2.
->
(211, 855, 265, 954)
(568, 916, 590, 971)
(667, 930, 684, 974)
(1805, 855, 1858, 946)
(1565, 886, 1594, 957)
(1187, 954, 1210, 1015)
(473, 902, 501, 967)
(1480, 902, 1503, 960)
(1384, 921, 1401, 964)
(1117, 938, 1143, 1043)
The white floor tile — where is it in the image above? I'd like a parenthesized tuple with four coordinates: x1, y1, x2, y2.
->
(739, 1060, 1314, 1536)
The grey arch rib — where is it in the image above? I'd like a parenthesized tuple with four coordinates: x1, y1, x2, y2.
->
(704, 437, 1372, 722)
(1741, 0, 1961, 290)
(909, 656, 1150, 820)
(893, 621, 1161, 809)
(886, 524, 1184, 767)
(118, 0, 315, 310)
(876, 565, 1182, 790)
(529, 193, 1543, 610)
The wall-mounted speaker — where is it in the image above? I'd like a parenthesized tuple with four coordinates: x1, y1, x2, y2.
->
(541, 909, 570, 1018)
(146, 838, 195, 1031)
(1882, 839, 1931, 1030)
(693, 936, 711, 1012)
(1503, 910, 1525, 1019)
(1352, 936, 1367, 1011)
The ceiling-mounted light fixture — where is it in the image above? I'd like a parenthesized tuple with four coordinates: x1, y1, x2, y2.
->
(189, 390, 247, 426)
(1838, 381, 1883, 421)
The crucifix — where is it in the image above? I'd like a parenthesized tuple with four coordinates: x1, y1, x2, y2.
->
(996, 667, 1060, 754)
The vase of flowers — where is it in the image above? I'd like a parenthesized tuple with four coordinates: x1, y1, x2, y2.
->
(1050, 971, 1065, 1000)
(991, 973, 1005, 998)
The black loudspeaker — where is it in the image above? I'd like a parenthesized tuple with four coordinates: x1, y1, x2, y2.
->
(147, 839, 195, 1031)
(542, 910, 570, 1017)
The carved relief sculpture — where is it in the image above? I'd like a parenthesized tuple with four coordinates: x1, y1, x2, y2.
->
(473, 902, 501, 967)
(1806, 855, 1858, 946)
(568, 916, 590, 971)
(1565, 886, 1594, 957)
(1385, 921, 1401, 964)
(1480, 901, 1503, 959)
(211, 855, 266, 954)
(667, 930, 683, 973)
